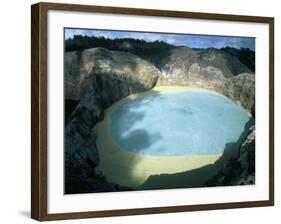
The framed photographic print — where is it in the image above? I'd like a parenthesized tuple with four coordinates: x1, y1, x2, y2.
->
(31, 2, 274, 221)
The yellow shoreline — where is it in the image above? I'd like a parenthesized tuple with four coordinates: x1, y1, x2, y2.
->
(94, 86, 227, 188)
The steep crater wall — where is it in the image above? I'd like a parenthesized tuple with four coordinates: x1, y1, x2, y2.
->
(65, 47, 255, 193)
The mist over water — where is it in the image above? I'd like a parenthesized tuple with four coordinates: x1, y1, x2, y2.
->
(110, 92, 250, 156)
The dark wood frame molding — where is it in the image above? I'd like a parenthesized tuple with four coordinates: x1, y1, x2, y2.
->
(31, 2, 274, 221)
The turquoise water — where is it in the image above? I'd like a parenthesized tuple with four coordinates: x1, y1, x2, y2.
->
(110, 91, 250, 156)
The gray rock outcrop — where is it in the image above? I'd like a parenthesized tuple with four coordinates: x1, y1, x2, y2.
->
(65, 47, 159, 101)
(158, 47, 252, 81)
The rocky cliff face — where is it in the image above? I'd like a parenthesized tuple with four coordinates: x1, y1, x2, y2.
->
(65, 47, 159, 101)
(157, 47, 255, 112)
(65, 48, 160, 193)
(159, 47, 252, 79)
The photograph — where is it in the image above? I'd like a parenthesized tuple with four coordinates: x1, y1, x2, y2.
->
(64, 28, 256, 194)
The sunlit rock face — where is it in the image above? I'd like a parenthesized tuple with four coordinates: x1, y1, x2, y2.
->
(158, 47, 252, 81)
(159, 46, 198, 79)
(65, 47, 160, 102)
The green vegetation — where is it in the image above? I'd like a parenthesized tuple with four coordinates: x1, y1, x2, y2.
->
(221, 47, 255, 72)
(65, 35, 173, 67)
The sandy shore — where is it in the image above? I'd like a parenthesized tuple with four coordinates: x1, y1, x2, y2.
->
(94, 86, 223, 188)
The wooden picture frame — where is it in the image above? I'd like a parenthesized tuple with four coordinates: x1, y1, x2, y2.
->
(31, 2, 274, 221)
